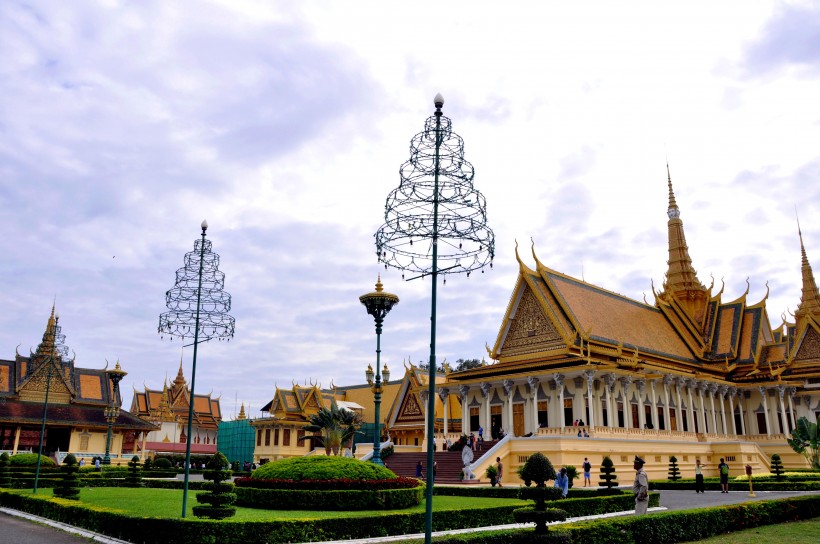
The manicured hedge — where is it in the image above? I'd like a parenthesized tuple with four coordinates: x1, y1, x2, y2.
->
(650, 479, 820, 492)
(9, 453, 56, 467)
(433, 486, 621, 499)
(235, 484, 424, 510)
(0, 488, 654, 543)
(235, 476, 420, 490)
(251, 456, 396, 481)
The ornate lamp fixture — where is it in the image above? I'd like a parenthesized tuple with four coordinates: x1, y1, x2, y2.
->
(374, 94, 494, 544)
(102, 362, 127, 465)
(359, 277, 399, 465)
(158, 220, 235, 518)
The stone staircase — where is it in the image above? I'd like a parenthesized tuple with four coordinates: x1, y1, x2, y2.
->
(384, 440, 499, 484)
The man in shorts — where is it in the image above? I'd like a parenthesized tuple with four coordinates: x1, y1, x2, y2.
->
(582, 457, 592, 487)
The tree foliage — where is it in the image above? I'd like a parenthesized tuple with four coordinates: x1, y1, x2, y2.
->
(770, 453, 785, 481)
(787, 416, 820, 470)
(300, 401, 361, 456)
(599, 456, 618, 489)
(668, 456, 681, 481)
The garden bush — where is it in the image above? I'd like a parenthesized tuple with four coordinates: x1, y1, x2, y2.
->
(53, 453, 80, 500)
(9, 453, 55, 467)
(0, 453, 10, 488)
(193, 452, 236, 519)
(598, 456, 618, 490)
(124, 456, 143, 488)
(668, 455, 681, 480)
(152, 457, 172, 469)
(251, 456, 396, 481)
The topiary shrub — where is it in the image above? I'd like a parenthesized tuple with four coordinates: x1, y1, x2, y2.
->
(0, 452, 10, 488)
(668, 455, 681, 481)
(518, 452, 556, 488)
(770, 454, 785, 481)
(124, 456, 143, 488)
(153, 457, 172, 469)
(193, 452, 236, 519)
(251, 456, 396, 481)
(513, 452, 567, 535)
(143, 457, 153, 471)
(53, 454, 80, 500)
(9, 453, 56, 467)
(599, 456, 618, 491)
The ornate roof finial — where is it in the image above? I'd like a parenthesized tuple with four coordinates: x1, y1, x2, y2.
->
(795, 212, 820, 321)
(238, 403, 246, 420)
(660, 163, 706, 318)
(667, 162, 679, 219)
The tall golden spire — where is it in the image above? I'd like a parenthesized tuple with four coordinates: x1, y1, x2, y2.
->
(34, 304, 59, 358)
(237, 403, 247, 420)
(795, 222, 820, 321)
(660, 165, 707, 322)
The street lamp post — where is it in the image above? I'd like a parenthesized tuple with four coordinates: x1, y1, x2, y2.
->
(102, 363, 127, 465)
(159, 220, 235, 518)
(375, 94, 494, 544)
(360, 277, 399, 465)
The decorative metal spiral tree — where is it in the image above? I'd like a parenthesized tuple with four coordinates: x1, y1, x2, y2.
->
(375, 94, 494, 544)
(158, 220, 235, 518)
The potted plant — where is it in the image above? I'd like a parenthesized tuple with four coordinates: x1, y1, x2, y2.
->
(484, 464, 499, 486)
(565, 465, 579, 488)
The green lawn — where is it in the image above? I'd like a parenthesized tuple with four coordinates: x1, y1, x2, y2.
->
(16, 488, 528, 521)
(680, 518, 820, 543)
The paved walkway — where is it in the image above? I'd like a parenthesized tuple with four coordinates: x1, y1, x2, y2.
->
(1, 489, 817, 544)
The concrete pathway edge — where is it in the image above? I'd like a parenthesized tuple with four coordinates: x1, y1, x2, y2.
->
(0, 507, 132, 544)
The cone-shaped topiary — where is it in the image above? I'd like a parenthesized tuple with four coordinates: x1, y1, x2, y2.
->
(193, 452, 236, 519)
(599, 456, 618, 490)
(53, 454, 80, 500)
(668, 455, 681, 481)
(513, 452, 567, 534)
(770, 453, 785, 481)
(0, 452, 10, 488)
(124, 455, 143, 487)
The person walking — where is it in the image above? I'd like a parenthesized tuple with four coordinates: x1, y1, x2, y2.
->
(554, 467, 569, 497)
(495, 457, 503, 487)
(478, 426, 484, 442)
(582, 457, 592, 487)
(632, 456, 649, 514)
(415, 461, 423, 479)
(718, 458, 730, 493)
(695, 459, 706, 493)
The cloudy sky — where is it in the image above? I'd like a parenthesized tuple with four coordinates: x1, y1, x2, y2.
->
(2, 1, 819, 420)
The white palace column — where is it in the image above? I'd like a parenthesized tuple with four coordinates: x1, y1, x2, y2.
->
(636, 379, 646, 429)
(583, 370, 596, 431)
(717, 385, 728, 435)
(708, 383, 719, 433)
(527, 377, 540, 434)
(553, 374, 565, 428)
(698, 381, 709, 433)
(459, 385, 470, 436)
(777, 385, 788, 435)
(663, 375, 673, 431)
(758, 386, 772, 436)
(605, 374, 617, 428)
(686, 379, 697, 432)
(649, 378, 659, 429)
(738, 389, 748, 435)
(438, 388, 450, 437)
(503, 379, 515, 436)
(621, 376, 633, 429)
(788, 387, 797, 431)
(674, 379, 685, 432)
(727, 387, 737, 435)
(480, 382, 492, 433)
(419, 389, 430, 446)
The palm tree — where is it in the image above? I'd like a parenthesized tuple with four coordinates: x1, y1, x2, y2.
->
(301, 401, 361, 456)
